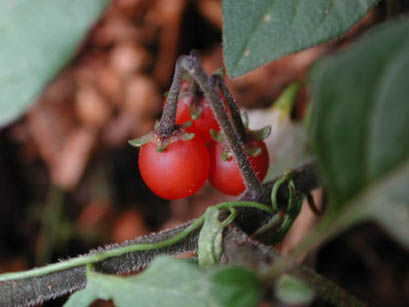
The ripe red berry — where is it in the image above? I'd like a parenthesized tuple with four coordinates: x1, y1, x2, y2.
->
(165, 83, 226, 143)
(208, 140, 269, 195)
(184, 96, 221, 143)
(138, 133, 210, 200)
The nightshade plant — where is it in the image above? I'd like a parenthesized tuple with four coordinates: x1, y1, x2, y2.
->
(0, 1, 408, 306)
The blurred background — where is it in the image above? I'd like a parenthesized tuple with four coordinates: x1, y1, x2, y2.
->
(0, 1, 408, 306)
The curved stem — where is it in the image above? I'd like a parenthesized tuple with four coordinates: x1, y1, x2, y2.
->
(0, 163, 318, 307)
(0, 201, 271, 282)
(210, 74, 248, 143)
(0, 218, 203, 282)
(179, 55, 264, 200)
(159, 56, 187, 136)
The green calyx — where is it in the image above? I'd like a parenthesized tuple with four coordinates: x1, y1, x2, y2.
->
(189, 99, 203, 120)
(210, 129, 224, 143)
(241, 110, 272, 144)
(249, 126, 271, 142)
(245, 145, 263, 157)
(128, 129, 196, 153)
(128, 132, 154, 148)
(221, 147, 233, 161)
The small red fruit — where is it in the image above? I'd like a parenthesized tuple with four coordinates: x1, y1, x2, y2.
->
(164, 83, 226, 143)
(138, 133, 210, 200)
(184, 96, 222, 143)
(208, 140, 269, 196)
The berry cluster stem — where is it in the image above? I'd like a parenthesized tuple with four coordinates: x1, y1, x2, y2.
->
(179, 53, 264, 199)
(158, 56, 187, 136)
(210, 74, 248, 143)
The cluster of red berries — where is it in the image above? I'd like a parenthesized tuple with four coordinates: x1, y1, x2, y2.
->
(133, 79, 269, 200)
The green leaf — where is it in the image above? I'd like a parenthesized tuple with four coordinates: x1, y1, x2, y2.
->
(0, 0, 109, 127)
(222, 0, 378, 77)
(275, 274, 315, 305)
(210, 267, 261, 307)
(309, 19, 409, 247)
(65, 257, 261, 307)
(198, 207, 224, 268)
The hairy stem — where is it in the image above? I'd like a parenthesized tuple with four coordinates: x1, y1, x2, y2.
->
(0, 202, 271, 283)
(159, 56, 187, 136)
(0, 219, 203, 283)
(0, 163, 317, 306)
(290, 266, 366, 307)
(179, 54, 264, 200)
(222, 225, 366, 307)
(210, 74, 248, 143)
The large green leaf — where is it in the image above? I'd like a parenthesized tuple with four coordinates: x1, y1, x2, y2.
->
(64, 257, 261, 307)
(0, 0, 109, 127)
(309, 19, 409, 247)
(222, 0, 378, 78)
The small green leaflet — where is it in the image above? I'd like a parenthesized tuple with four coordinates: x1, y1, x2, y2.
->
(198, 207, 225, 268)
(222, 0, 378, 77)
(64, 257, 261, 307)
(0, 0, 109, 127)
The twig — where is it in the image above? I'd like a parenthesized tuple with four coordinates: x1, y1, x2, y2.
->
(158, 56, 187, 136)
(179, 53, 265, 200)
(210, 74, 248, 143)
(222, 225, 366, 307)
(0, 162, 319, 306)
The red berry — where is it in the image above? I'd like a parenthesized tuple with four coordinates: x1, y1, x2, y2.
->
(174, 92, 193, 124)
(208, 140, 269, 195)
(185, 96, 221, 143)
(138, 133, 210, 200)
(165, 84, 226, 143)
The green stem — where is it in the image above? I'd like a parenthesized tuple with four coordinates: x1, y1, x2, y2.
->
(0, 201, 271, 282)
(271, 174, 290, 212)
(0, 217, 203, 282)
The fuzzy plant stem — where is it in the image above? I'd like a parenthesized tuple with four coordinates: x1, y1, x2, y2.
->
(210, 74, 248, 143)
(0, 163, 318, 307)
(0, 202, 272, 307)
(180, 52, 264, 200)
(158, 56, 187, 136)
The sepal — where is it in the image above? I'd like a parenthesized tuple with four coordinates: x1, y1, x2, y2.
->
(189, 100, 203, 120)
(156, 138, 170, 152)
(245, 145, 263, 157)
(249, 125, 271, 141)
(210, 129, 224, 142)
(128, 132, 153, 147)
(180, 133, 195, 141)
(221, 147, 232, 161)
(180, 120, 193, 128)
